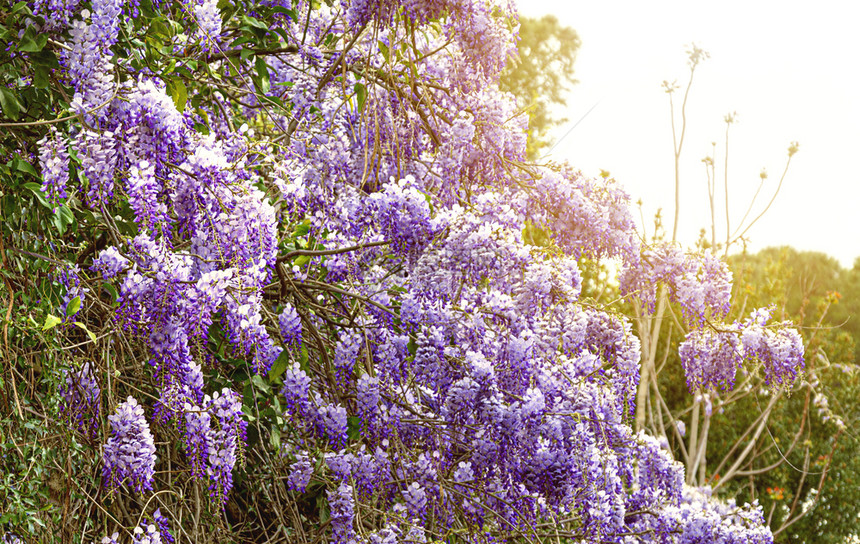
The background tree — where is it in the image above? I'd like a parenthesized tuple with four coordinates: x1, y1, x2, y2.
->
(619, 46, 855, 543)
(499, 15, 581, 159)
(723, 248, 859, 543)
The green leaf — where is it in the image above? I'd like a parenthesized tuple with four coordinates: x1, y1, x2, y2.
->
(13, 158, 38, 177)
(254, 57, 270, 94)
(378, 41, 390, 63)
(42, 314, 62, 331)
(29, 50, 60, 69)
(72, 322, 97, 344)
(241, 15, 269, 31)
(299, 343, 308, 366)
(251, 373, 271, 393)
(11, 1, 32, 14)
(168, 79, 187, 113)
(104, 283, 119, 305)
(271, 6, 297, 21)
(230, 35, 255, 48)
(354, 82, 367, 112)
(23, 183, 50, 208)
(33, 65, 50, 88)
(52, 205, 74, 234)
(269, 349, 289, 382)
(294, 220, 311, 237)
(0, 88, 22, 120)
(65, 296, 81, 317)
(18, 31, 47, 52)
(270, 427, 281, 450)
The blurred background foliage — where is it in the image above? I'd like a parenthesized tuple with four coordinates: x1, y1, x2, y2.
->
(642, 247, 860, 543)
(500, 15, 581, 160)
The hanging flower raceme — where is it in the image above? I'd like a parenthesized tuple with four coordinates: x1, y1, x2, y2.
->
(38, 127, 69, 211)
(620, 244, 732, 326)
(103, 396, 157, 493)
(59, 362, 101, 439)
(740, 307, 805, 388)
(679, 307, 804, 393)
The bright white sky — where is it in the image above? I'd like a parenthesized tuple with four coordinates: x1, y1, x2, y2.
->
(515, 0, 860, 268)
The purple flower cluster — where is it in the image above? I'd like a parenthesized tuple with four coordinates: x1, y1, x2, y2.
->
(740, 308, 805, 388)
(679, 328, 744, 392)
(92, 246, 129, 279)
(65, 0, 122, 119)
(328, 483, 357, 544)
(38, 128, 69, 210)
(278, 303, 302, 346)
(35, 0, 790, 538)
(621, 244, 733, 326)
(59, 362, 101, 438)
(672, 486, 773, 543)
(77, 89, 279, 498)
(288, 452, 314, 492)
(193, 0, 222, 52)
(31, 0, 81, 30)
(366, 176, 437, 256)
(333, 330, 362, 385)
(58, 264, 89, 319)
(147, 509, 174, 544)
(679, 307, 804, 392)
(126, 160, 165, 234)
(179, 388, 247, 506)
(528, 167, 640, 264)
(103, 396, 157, 493)
(99, 521, 165, 544)
(131, 523, 164, 544)
(77, 128, 119, 205)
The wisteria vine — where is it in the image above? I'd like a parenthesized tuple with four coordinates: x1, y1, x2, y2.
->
(23, 0, 809, 541)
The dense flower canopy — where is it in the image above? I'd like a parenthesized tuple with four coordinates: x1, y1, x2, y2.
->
(10, 0, 806, 541)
